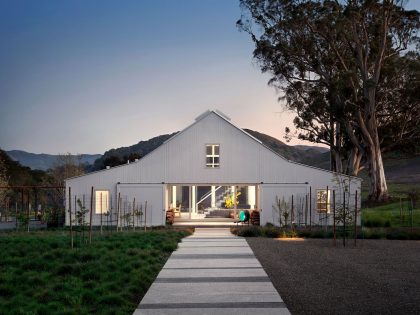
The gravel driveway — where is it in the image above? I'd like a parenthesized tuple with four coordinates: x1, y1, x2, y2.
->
(247, 238, 420, 315)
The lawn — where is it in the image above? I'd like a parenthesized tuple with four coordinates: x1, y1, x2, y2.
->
(362, 200, 420, 228)
(0, 229, 191, 315)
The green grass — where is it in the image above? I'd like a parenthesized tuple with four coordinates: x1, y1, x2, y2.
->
(0, 229, 191, 315)
(362, 201, 420, 228)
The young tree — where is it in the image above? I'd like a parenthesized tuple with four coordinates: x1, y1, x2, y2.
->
(45, 153, 85, 226)
(238, 0, 419, 201)
(0, 155, 9, 216)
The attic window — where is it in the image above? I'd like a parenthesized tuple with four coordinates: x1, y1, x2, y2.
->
(206, 144, 220, 168)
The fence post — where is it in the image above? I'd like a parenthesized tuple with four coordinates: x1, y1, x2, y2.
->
(343, 187, 346, 247)
(117, 192, 121, 232)
(100, 192, 103, 235)
(144, 201, 147, 232)
(354, 190, 358, 247)
(326, 186, 329, 232)
(69, 187, 73, 249)
(89, 186, 94, 244)
(291, 194, 294, 230)
(26, 190, 30, 233)
(333, 190, 336, 247)
(15, 201, 18, 230)
(132, 198, 136, 231)
(309, 186, 312, 230)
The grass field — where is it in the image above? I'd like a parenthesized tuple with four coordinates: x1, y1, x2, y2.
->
(0, 229, 190, 315)
(362, 201, 420, 228)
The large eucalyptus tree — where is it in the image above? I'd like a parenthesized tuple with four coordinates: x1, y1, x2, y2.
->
(238, 0, 419, 201)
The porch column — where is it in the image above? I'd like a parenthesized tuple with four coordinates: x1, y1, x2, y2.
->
(192, 185, 196, 213)
(172, 186, 177, 208)
(248, 186, 256, 210)
(211, 186, 216, 208)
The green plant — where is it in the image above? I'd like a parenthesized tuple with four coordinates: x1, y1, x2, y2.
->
(224, 192, 241, 209)
(272, 196, 289, 227)
(0, 229, 191, 314)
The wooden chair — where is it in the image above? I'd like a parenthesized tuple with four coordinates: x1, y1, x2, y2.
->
(235, 210, 250, 226)
(174, 205, 181, 218)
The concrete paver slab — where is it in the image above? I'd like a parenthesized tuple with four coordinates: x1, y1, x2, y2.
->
(134, 307, 290, 315)
(172, 246, 253, 255)
(157, 267, 268, 278)
(134, 228, 290, 315)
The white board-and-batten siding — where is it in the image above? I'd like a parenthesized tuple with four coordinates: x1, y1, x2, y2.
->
(65, 111, 362, 226)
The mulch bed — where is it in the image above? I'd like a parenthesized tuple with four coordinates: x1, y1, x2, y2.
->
(247, 238, 420, 315)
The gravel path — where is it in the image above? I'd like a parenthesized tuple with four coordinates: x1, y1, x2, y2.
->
(247, 238, 420, 315)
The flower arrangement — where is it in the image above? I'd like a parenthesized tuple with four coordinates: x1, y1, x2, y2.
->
(225, 192, 241, 209)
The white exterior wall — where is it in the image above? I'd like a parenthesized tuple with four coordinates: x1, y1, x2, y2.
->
(65, 111, 362, 226)
(117, 184, 165, 227)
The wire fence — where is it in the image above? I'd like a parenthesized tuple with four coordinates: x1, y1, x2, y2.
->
(0, 186, 64, 231)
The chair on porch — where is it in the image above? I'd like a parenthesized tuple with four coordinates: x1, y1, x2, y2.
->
(235, 210, 250, 226)
(174, 205, 181, 218)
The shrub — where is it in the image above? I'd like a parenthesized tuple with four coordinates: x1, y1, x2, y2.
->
(238, 226, 262, 237)
(262, 226, 281, 238)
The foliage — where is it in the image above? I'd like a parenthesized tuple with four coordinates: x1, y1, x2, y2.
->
(238, 0, 420, 201)
(0, 155, 9, 211)
(272, 196, 289, 226)
(91, 133, 177, 170)
(16, 212, 29, 230)
(231, 225, 299, 238)
(0, 229, 191, 314)
(74, 199, 89, 228)
(232, 225, 420, 240)
(224, 192, 241, 209)
(362, 201, 420, 228)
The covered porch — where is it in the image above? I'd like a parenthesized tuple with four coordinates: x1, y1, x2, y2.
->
(166, 184, 259, 221)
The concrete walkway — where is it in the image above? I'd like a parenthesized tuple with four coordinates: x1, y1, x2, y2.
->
(134, 228, 290, 315)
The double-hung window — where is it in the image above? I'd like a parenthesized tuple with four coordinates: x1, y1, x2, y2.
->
(206, 144, 220, 168)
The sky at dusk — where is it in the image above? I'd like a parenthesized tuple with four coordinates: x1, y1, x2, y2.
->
(1, 0, 418, 155)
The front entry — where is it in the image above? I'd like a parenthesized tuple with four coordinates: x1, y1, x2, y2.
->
(167, 184, 258, 221)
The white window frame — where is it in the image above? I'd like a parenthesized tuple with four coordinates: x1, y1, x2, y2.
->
(205, 144, 220, 168)
(95, 190, 110, 214)
(316, 189, 331, 213)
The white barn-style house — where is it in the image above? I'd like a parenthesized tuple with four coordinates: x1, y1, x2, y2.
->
(65, 110, 361, 227)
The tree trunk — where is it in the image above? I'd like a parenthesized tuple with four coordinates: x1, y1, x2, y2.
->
(366, 141, 388, 201)
(348, 147, 363, 176)
(363, 90, 389, 202)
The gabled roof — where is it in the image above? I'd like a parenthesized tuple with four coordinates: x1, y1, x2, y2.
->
(66, 109, 361, 182)
(163, 110, 264, 146)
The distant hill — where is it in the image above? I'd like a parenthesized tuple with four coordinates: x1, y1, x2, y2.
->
(244, 129, 310, 162)
(91, 133, 178, 170)
(6, 128, 419, 185)
(0, 149, 48, 185)
(6, 150, 101, 171)
(294, 145, 329, 154)
(90, 129, 327, 171)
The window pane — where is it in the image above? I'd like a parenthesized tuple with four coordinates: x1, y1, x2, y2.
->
(316, 190, 330, 213)
(214, 157, 219, 164)
(206, 157, 213, 164)
(214, 145, 219, 155)
(206, 145, 212, 155)
(95, 190, 109, 214)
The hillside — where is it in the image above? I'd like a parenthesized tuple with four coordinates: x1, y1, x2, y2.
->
(243, 129, 311, 162)
(91, 133, 178, 170)
(6, 150, 101, 171)
(0, 149, 48, 186)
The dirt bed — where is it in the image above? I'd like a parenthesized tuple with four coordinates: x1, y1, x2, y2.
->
(247, 238, 420, 315)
